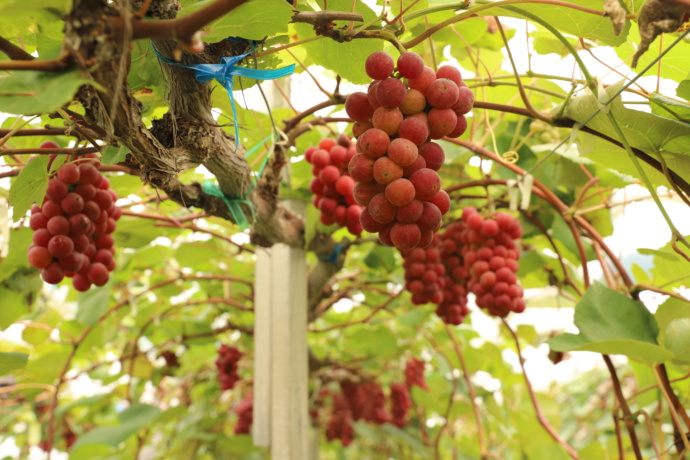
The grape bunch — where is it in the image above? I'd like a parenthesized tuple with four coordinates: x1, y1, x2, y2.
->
(402, 242, 446, 306)
(404, 358, 428, 391)
(345, 50, 473, 251)
(215, 344, 242, 391)
(234, 393, 253, 435)
(435, 220, 471, 325)
(27, 148, 121, 292)
(340, 380, 390, 424)
(460, 207, 525, 317)
(306, 134, 363, 236)
(325, 392, 355, 446)
(389, 383, 412, 428)
(401, 208, 525, 323)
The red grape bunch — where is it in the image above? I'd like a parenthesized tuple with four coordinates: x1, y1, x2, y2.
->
(389, 383, 412, 428)
(435, 220, 471, 325)
(402, 241, 446, 306)
(306, 134, 363, 236)
(325, 392, 355, 446)
(459, 207, 525, 317)
(215, 344, 242, 391)
(401, 209, 525, 323)
(345, 50, 473, 251)
(234, 392, 253, 435)
(404, 358, 428, 391)
(27, 146, 121, 292)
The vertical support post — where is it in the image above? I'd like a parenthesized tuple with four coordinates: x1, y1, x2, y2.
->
(252, 248, 272, 447)
(253, 202, 309, 459)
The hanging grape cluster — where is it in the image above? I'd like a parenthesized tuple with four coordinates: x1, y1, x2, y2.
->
(215, 345, 242, 391)
(403, 208, 525, 323)
(345, 51, 473, 251)
(234, 393, 253, 435)
(27, 148, 121, 292)
(306, 134, 363, 236)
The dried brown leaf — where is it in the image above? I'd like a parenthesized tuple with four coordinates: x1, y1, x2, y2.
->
(631, 0, 688, 67)
(603, 0, 628, 35)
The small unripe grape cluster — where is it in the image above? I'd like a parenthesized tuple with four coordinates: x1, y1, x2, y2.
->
(215, 344, 242, 391)
(27, 148, 121, 292)
(402, 241, 446, 305)
(306, 134, 363, 236)
(346, 50, 473, 251)
(459, 207, 525, 317)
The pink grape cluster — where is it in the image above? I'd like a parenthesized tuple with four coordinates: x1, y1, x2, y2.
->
(402, 240, 446, 305)
(325, 378, 415, 446)
(459, 207, 525, 317)
(27, 148, 121, 292)
(345, 50, 473, 251)
(306, 134, 363, 236)
(402, 209, 525, 322)
(404, 358, 428, 391)
(215, 344, 242, 391)
(234, 393, 253, 435)
(389, 383, 412, 428)
(435, 220, 471, 325)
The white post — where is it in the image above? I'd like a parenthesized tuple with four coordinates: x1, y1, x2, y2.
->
(253, 204, 309, 460)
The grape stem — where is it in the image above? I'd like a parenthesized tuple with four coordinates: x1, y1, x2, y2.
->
(502, 319, 582, 459)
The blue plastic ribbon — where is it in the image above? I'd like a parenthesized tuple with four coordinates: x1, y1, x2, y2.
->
(323, 244, 345, 264)
(150, 38, 295, 147)
(202, 180, 253, 231)
(200, 133, 274, 231)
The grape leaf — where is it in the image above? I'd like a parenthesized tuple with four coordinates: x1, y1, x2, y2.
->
(179, 0, 292, 41)
(494, 0, 629, 46)
(547, 283, 672, 364)
(0, 352, 28, 376)
(72, 404, 161, 448)
(101, 145, 128, 166)
(0, 70, 92, 115)
(8, 155, 50, 219)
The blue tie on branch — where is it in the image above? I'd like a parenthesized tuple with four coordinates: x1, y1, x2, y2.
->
(150, 37, 295, 147)
(152, 38, 293, 230)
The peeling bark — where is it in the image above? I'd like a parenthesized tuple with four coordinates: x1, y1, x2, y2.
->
(62, 0, 304, 248)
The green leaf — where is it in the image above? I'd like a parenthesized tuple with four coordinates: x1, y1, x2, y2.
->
(0, 70, 92, 115)
(73, 404, 161, 448)
(380, 424, 429, 454)
(565, 81, 690, 187)
(77, 287, 111, 325)
(663, 319, 690, 363)
(180, 0, 292, 41)
(678, 73, 690, 100)
(0, 352, 28, 376)
(347, 326, 398, 359)
(650, 92, 690, 123)
(8, 155, 49, 219)
(574, 283, 658, 343)
(0, 287, 29, 328)
(494, 0, 629, 47)
(0, 228, 34, 283)
(639, 243, 690, 288)
(654, 297, 690, 363)
(363, 245, 396, 271)
(548, 335, 673, 364)
(101, 145, 128, 166)
(547, 283, 671, 364)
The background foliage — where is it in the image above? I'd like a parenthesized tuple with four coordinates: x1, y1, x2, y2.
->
(0, 0, 690, 459)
